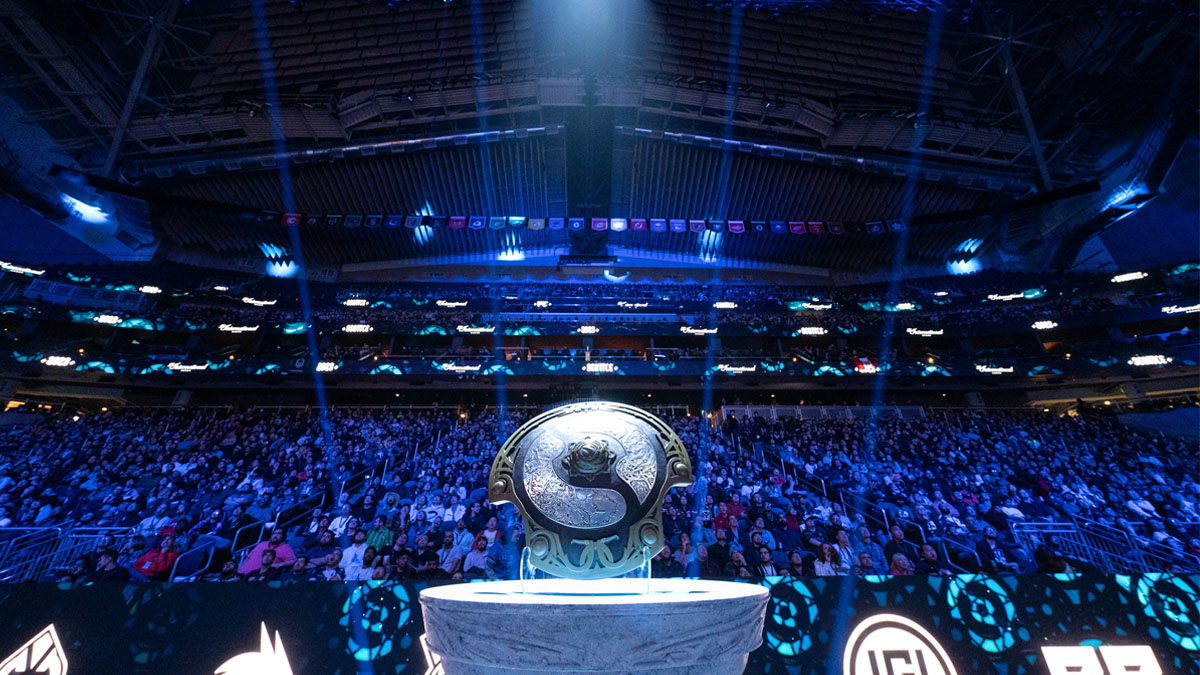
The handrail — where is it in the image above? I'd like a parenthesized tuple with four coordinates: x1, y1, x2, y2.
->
(0, 527, 65, 582)
(895, 517, 928, 546)
(274, 492, 327, 536)
(1009, 521, 1150, 574)
(169, 542, 215, 581)
(47, 526, 135, 574)
(338, 465, 375, 498)
(0, 528, 53, 565)
(840, 490, 891, 534)
(231, 521, 265, 560)
(941, 536, 982, 573)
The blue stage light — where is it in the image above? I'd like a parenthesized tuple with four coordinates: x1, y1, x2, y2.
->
(956, 237, 983, 254)
(61, 194, 109, 224)
(267, 261, 298, 278)
(947, 258, 982, 275)
(414, 225, 433, 246)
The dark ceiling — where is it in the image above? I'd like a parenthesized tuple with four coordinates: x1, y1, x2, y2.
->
(0, 0, 1194, 271)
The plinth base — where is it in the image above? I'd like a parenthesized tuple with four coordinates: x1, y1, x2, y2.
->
(419, 578, 769, 675)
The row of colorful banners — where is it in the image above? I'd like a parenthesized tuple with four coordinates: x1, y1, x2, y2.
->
(279, 213, 912, 235)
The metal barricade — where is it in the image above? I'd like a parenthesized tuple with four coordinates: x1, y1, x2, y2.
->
(0, 527, 65, 582)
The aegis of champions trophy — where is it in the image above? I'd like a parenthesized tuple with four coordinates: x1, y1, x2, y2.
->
(420, 401, 769, 675)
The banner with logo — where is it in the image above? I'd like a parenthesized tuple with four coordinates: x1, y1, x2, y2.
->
(0, 574, 1192, 674)
(257, 214, 921, 236)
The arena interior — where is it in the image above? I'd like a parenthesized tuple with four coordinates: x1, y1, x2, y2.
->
(0, 0, 1196, 673)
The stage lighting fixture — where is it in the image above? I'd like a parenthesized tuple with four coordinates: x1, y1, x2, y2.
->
(947, 258, 982, 275)
(1111, 271, 1148, 283)
(60, 194, 109, 224)
(0, 261, 44, 276)
(1127, 355, 1171, 366)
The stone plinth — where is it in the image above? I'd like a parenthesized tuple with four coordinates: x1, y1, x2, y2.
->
(420, 578, 769, 675)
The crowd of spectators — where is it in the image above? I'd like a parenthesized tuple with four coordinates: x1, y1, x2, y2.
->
(0, 404, 1194, 586)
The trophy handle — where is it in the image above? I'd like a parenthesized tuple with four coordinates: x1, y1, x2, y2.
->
(636, 545, 652, 594)
(519, 546, 536, 593)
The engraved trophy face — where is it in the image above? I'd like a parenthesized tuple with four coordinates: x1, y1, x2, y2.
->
(488, 401, 693, 579)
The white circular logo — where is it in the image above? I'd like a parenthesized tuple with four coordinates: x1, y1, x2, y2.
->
(843, 614, 958, 675)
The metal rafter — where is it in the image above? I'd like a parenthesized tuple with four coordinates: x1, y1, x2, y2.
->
(103, 0, 178, 176)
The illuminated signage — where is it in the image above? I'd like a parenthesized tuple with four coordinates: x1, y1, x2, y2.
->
(800, 302, 833, 310)
(987, 293, 1025, 302)
(342, 298, 368, 307)
(315, 362, 339, 372)
(436, 300, 468, 308)
(241, 297, 276, 306)
(1031, 320, 1059, 330)
(455, 325, 495, 335)
(712, 301, 738, 309)
(1040, 645, 1160, 675)
(618, 301, 649, 309)
(0, 261, 45, 276)
(218, 324, 259, 333)
(1127, 354, 1172, 366)
(893, 302, 915, 311)
(906, 328, 943, 337)
(680, 326, 717, 335)
(215, 623, 292, 675)
(342, 324, 374, 333)
(717, 364, 756, 374)
(582, 362, 617, 373)
(578, 325, 599, 334)
(168, 362, 210, 372)
(94, 314, 121, 325)
(1110, 271, 1148, 283)
(138, 285, 162, 294)
(796, 327, 827, 336)
(40, 356, 75, 367)
(435, 363, 482, 373)
(0, 624, 68, 675)
(1162, 304, 1200, 314)
(843, 614, 957, 675)
(975, 364, 1014, 374)
(533, 300, 552, 308)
